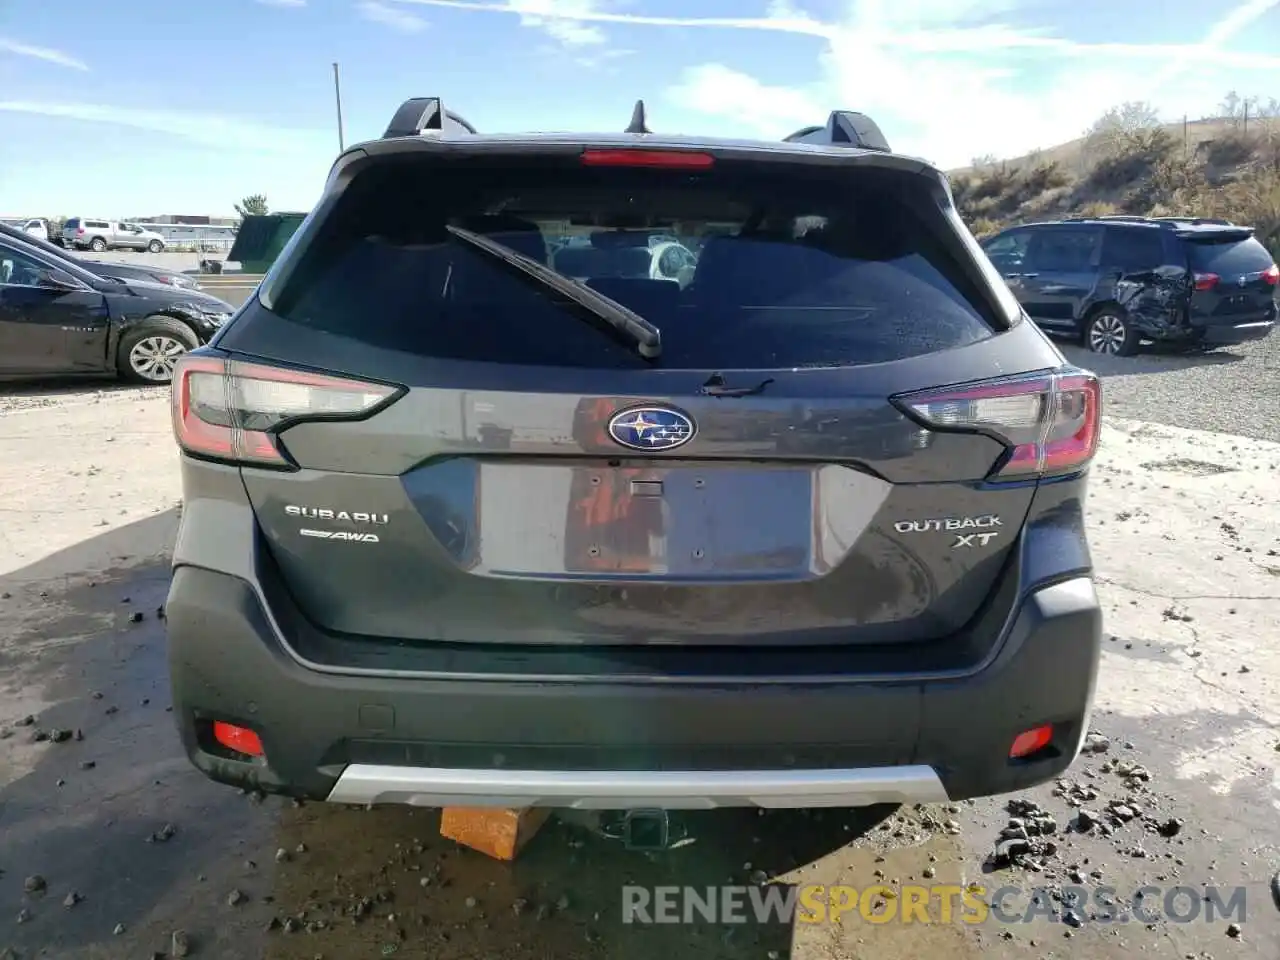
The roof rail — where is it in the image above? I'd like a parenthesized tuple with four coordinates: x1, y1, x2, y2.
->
(784, 111, 890, 152)
(1150, 215, 1234, 226)
(382, 97, 477, 139)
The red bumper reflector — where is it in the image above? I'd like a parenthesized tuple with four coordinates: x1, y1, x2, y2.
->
(1009, 724, 1053, 759)
(213, 721, 264, 757)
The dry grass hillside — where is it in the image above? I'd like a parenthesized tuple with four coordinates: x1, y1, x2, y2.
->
(949, 96, 1280, 256)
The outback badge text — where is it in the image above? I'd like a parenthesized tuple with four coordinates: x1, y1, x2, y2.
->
(894, 516, 1003, 533)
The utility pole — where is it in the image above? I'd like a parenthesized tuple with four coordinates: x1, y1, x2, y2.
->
(333, 62, 345, 152)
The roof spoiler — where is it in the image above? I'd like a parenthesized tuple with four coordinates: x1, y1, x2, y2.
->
(783, 111, 890, 152)
(383, 97, 478, 138)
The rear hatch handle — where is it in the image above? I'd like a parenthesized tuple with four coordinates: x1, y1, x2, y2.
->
(700, 372, 775, 397)
(445, 225, 662, 360)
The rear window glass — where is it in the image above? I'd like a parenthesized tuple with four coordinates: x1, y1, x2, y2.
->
(64, 218, 80, 228)
(1186, 235, 1274, 274)
(271, 158, 997, 369)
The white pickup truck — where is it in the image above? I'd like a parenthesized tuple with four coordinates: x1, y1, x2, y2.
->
(15, 218, 52, 241)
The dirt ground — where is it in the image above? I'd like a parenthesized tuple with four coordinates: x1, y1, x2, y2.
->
(0, 382, 1277, 960)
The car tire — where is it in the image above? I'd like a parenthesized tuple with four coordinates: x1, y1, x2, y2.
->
(148, 240, 164, 253)
(89, 237, 107, 252)
(117, 316, 200, 385)
(1084, 308, 1140, 357)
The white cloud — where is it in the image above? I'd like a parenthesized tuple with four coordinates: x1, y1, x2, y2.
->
(0, 101, 324, 155)
(668, 64, 822, 139)
(1148, 0, 1278, 91)
(388, 0, 1280, 165)
(511, 0, 607, 45)
(358, 0, 428, 31)
(388, 0, 1280, 66)
(0, 37, 89, 71)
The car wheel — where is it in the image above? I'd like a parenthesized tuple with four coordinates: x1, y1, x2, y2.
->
(1084, 309, 1140, 357)
(148, 240, 164, 253)
(116, 317, 200, 385)
(89, 237, 107, 252)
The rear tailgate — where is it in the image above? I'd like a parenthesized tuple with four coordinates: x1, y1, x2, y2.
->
(1184, 229, 1279, 327)
(210, 146, 1075, 648)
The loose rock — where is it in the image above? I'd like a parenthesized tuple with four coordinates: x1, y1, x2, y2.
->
(63, 890, 82, 908)
(23, 875, 46, 894)
(171, 929, 191, 957)
(227, 889, 246, 907)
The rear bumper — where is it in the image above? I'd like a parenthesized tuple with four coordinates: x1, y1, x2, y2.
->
(1197, 318, 1275, 345)
(165, 568, 1101, 809)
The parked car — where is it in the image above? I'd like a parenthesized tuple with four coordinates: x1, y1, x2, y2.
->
(164, 97, 1103, 828)
(62, 217, 166, 253)
(78, 257, 201, 291)
(17, 217, 54, 242)
(0, 221, 201, 290)
(0, 228, 232, 383)
(981, 215, 1278, 356)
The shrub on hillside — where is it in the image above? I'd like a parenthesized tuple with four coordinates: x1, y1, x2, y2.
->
(1075, 200, 1120, 218)
(1201, 130, 1260, 169)
(1086, 127, 1176, 191)
(968, 217, 1000, 239)
(1021, 159, 1072, 195)
(970, 164, 1020, 201)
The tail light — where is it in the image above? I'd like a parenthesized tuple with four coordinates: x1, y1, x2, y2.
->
(1263, 264, 1278, 286)
(76, 227, 85, 236)
(1193, 272, 1219, 291)
(893, 368, 1101, 481)
(170, 355, 401, 468)
(581, 149, 715, 169)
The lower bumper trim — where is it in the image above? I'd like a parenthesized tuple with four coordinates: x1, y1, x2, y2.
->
(324, 763, 951, 810)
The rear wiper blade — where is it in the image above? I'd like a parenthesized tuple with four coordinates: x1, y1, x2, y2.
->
(445, 225, 662, 360)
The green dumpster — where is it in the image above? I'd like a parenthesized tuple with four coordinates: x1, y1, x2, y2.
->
(227, 212, 307, 274)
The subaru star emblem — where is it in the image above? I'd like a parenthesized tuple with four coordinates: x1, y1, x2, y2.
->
(607, 406, 696, 451)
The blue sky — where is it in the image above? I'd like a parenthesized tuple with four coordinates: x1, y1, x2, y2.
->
(2, 0, 1278, 217)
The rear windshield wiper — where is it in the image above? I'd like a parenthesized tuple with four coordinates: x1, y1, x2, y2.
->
(445, 225, 662, 360)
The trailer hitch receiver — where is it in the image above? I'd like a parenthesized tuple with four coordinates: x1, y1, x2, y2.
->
(621, 808, 671, 851)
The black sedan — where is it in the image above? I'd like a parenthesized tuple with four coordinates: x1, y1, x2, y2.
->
(0, 228, 234, 384)
(78, 257, 203, 291)
(0, 221, 204, 291)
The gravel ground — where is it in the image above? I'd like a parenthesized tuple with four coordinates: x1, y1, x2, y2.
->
(1059, 334, 1280, 442)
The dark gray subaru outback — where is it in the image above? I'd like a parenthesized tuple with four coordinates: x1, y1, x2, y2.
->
(165, 98, 1103, 822)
